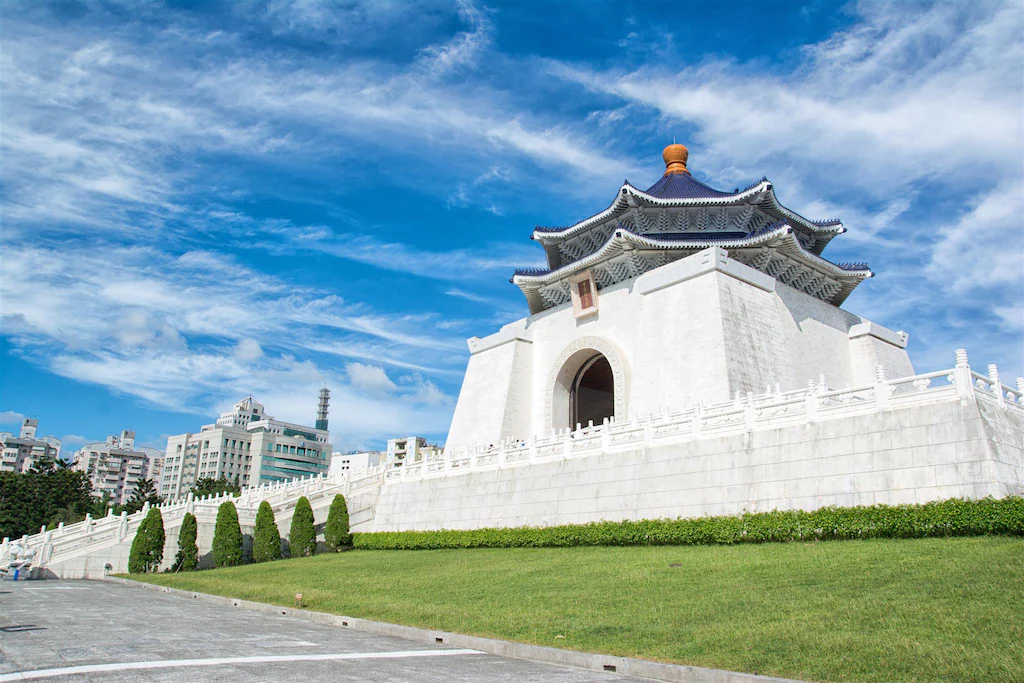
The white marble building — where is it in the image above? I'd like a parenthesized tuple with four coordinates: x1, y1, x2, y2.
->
(447, 145, 913, 453)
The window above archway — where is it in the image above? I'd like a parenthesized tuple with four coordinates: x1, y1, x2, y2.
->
(570, 269, 598, 319)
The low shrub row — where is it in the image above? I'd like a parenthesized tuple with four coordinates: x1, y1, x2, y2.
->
(351, 496, 1024, 550)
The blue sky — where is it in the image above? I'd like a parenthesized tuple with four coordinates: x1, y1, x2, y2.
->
(1, 0, 1021, 455)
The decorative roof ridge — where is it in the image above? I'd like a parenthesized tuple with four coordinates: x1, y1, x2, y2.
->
(513, 222, 793, 280)
(532, 180, 845, 241)
(532, 179, 775, 239)
(513, 221, 871, 282)
(627, 178, 769, 204)
(746, 218, 789, 238)
(512, 266, 551, 277)
(758, 186, 845, 237)
(741, 177, 769, 193)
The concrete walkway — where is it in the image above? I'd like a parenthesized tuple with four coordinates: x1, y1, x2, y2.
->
(0, 580, 646, 682)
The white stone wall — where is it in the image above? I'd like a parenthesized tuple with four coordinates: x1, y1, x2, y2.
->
(446, 334, 533, 450)
(373, 394, 1023, 532)
(445, 247, 913, 452)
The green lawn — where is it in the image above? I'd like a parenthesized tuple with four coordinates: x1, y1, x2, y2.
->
(131, 537, 1024, 682)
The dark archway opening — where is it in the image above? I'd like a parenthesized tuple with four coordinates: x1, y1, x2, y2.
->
(571, 354, 614, 428)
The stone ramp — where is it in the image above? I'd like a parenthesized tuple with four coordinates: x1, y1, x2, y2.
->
(2, 469, 385, 579)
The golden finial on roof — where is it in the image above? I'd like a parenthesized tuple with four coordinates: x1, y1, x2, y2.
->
(662, 143, 689, 175)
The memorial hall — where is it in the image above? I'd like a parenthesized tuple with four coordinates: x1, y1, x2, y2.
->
(447, 144, 913, 452)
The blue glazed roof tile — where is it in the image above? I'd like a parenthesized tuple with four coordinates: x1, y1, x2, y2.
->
(643, 172, 734, 199)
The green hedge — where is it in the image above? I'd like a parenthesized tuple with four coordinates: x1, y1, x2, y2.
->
(352, 497, 1024, 550)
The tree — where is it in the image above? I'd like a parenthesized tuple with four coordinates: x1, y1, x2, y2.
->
(0, 467, 94, 540)
(172, 512, 199, 572)
(324, 494, 350, 551)
(212, 501, 243, 567)
(191, 477, 241, 499)
(288, 496, 316, 558)
(124, 478, 161, 514)
(252, 501, 282, 563)
(127, 507, 165, 573)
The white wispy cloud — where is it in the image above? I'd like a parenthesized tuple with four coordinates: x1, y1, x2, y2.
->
(346, 362, 399, 396)
(417, 0, 493, 76)
(0, 411, 27, 426)
(0, 243, 465, 434)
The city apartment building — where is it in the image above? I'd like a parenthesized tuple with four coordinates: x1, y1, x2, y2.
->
(161, 395, 332, 499)
(72, 430, 164, 506)
(0, 419, 62, 473)
(386, 436, 442, 466)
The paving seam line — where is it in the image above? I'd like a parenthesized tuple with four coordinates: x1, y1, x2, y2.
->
(102, 577, 803, 683)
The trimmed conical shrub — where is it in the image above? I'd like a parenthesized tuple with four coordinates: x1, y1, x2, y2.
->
(288, 496, 316, 558)
(324, 494, 350, 551)
(212, 501, 243, 567)
(172, 512, 199, 571)
(128, 507, 165, 573)
(252, 501, 282, 563)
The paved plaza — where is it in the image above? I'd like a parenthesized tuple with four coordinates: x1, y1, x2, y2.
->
(0, 581, 644, 682)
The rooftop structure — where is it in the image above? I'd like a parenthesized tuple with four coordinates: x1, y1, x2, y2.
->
(0, 419, 62, 473)
(161, 394, 332, 499)
(513, 144, 868, 314)
(316, 386, 330, 431)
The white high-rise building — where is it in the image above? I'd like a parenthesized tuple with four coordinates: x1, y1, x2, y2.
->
(72, 430, 164, 506)
(0, 419, 62, 473)
(161, 396, 332, 500)
(329, 450, 381, 476)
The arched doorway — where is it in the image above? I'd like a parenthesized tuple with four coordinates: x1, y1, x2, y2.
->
(571, 354, 614, 428)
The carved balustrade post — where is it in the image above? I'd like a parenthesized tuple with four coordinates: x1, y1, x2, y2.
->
(744, 392, 756, 431)
(873, 366, 890, 411)
(953, 349, 974, 401)
(805, 380, 819, 422)
(988, 364, 1005, 409)
(643, 415, 654, 447)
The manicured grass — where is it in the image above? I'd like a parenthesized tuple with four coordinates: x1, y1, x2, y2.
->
(131, 537, 1024, 682)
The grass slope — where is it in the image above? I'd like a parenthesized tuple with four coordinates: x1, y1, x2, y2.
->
(133, 537, 1024, 682)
